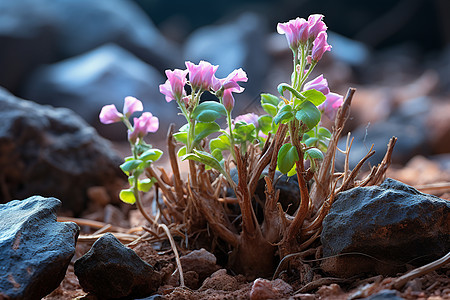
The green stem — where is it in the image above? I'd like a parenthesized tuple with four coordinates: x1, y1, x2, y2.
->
(226, 112, 237, 161)
(298, 61, 317, 91)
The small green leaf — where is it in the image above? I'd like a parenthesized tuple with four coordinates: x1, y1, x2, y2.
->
(277, 83, 306, 101)
(138, 178, 154, 192)
(274, 104, 294, 125)
(261, 103, 277, 117)
(318, 127, 332, 139)
(139, 149, 163, 162)
(301, 89, 326, 106)
(177, 146, 187, 157)
(182, 150, 230, 182)
(258, 115, 272, 134)
(210, 134, 230, 152)
(120, 159, 143, 175)
(192, 101, 227, 122)
(173, 132, 188, 144)
(295, 101, 321, 131)
(119, 189, 136, 204)
(304, 137, 319, 147)
(261, 93, 280, 106)
(233, 122, 256, 144)
(193, 122, 220, 145)
(211, 148, 224, 162)
(305, 148, 324, 160)
(287, 164, 297, 177)
(277, 143, 299, 174)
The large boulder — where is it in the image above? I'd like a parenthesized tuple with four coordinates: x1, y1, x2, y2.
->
(74, 233, 162, 299)
(0, 87, 124, 214)
(0, 196, 79, 300)
(23, 44, 179, 140)
(321, 178, 450, 277)
(0, 0, 180, 94)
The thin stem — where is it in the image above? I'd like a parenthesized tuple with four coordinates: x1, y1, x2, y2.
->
(226, 112, 237, 161)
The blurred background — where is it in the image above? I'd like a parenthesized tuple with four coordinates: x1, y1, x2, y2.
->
(1, 0, 450, 205)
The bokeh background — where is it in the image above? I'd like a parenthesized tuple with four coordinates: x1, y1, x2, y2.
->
(1, 0, 450, 201)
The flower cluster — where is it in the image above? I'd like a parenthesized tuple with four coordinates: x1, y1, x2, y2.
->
(160, 60, 248, 114)
(277, 14, 331, 63)
(99, 96, 159, 144)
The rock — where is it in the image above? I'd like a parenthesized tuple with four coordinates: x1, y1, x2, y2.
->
(74, 233, 162, 299)
(0, 196, 79, 300)
(180, 248, 220, 282)
(23, 44, 180, 140)
(0, 0, 180, 93)
(199, 269, 239, 292)
(0, 87, 124, 214)
(321, 178, 450, 277)
(184, 12, 269, 113)
(249, 278, 293, 300)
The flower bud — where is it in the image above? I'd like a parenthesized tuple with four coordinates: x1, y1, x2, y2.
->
(223, 89, 235, 112)
(128, 112, 159, 144)
(318, 92, 343, 120)
(303, 75, 330, 95)
(307, 14, 327, 40)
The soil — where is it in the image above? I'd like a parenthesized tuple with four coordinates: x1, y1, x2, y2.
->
(42, 160, 450, 300)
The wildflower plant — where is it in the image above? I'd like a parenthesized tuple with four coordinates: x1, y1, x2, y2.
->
(100, 14, 396, 282)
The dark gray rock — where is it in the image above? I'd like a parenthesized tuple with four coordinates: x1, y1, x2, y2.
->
(184, 12, 269, 112)
(180, 248, 220, 282)
(0, 196, 79, 300)
(0, 87, 124, 214)
(321, 178, 450, 277)
(23, 43, 180, 140)
(0, 0, 180, 93)
(74, 233, 162, 299)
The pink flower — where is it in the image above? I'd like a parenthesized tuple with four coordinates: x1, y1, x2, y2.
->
(123, 96, 143, 117)
(99, 104, 122, 124)
(235, 113, 259, 127)
(277, 17, 309, 50)
(318, 92, 343, 120)
(185, 60, 218, 91)
(307, 14, 327, 40)
(223, 89, 235, 112)
(311, 31, 331, 62)
(159, 69, 188, 102)
(213, 68, 248, 93)
(303, 75, 330, 95)
(128, 112, 159, 143)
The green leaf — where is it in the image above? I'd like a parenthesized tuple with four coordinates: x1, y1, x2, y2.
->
(192, 101, 227, 122)
(258, 115, 272, 134)
(318, 127, 332, 139)
(173, 132, 188, 144)
(211, 148, 224, 162)
(287, 164, 297, 177)
(210, 134, 231, 152)
(193, 122, 221, 145)
(138, 178, 154, 192)
(177, 146, 187, 157)
(277, 143, 299, 174)
(295, 101, 321, 131)
(261, 93, 280, 106)
(119, 189, 136, 204)
(233, 122, 256, 144)
(274, 104, 294, 125)
(301, 89, 326, 106)
(304, 137, 319, 147)
(182, 150, 230, 180)
(277, 83, 306, 101)
(120, 159, 143, 175)
(261, 103, 277, 117)
(305, 148, 324, 160)
(139, 149, 163, 162)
